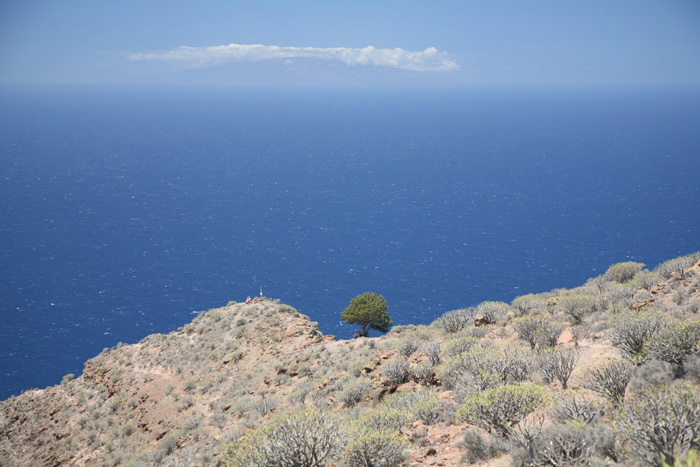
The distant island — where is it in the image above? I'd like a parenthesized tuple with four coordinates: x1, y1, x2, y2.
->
(1, 252, 699, 466)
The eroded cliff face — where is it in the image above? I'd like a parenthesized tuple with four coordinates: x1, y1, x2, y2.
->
(2, 258, 700, 467)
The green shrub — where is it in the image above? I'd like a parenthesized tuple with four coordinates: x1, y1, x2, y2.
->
(443, 336, 483, 357)
(645, 322, 700, 365)
(340, 427, 404, 467)
(357, 407, 411, 432)
(616, 383, 700, 466)
(605, 261, 645, 283)
(381, 389, 440, 425)
(219, 408, 346, 467)
(512, 314, 566, 349)
(455, 383, 549, 437)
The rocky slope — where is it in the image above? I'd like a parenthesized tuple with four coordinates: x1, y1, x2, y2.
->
(1, 254, 699, 466)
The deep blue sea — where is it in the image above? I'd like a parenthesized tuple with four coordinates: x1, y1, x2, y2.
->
(1, 85, 698, 400)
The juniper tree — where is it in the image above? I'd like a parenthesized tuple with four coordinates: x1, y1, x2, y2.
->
(341, 292, 393, 337)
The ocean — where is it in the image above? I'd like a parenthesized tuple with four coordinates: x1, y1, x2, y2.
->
(1, 85, 698, 400)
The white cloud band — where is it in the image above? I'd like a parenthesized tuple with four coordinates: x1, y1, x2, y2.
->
(129, 43, 459, 72)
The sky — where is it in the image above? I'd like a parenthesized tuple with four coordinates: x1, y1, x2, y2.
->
(1, 1, 700, 87)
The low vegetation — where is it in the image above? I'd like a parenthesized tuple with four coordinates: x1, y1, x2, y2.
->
(1, 252, 699, 466)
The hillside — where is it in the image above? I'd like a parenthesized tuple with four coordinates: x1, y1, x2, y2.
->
(1, 253, 700, 466)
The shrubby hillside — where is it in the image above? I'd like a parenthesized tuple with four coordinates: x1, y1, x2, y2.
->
(1, 252, 700, 466)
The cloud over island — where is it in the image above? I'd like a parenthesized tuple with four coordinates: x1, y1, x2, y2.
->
(128, 43, 459, 72)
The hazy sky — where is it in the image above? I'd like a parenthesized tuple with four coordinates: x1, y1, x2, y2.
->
(1, 0, 699, 87)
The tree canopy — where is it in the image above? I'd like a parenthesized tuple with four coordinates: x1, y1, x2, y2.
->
(341, 292, 392, 337)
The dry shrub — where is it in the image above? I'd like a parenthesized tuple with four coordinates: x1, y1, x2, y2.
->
(558, 294, 597, 324)
(476, 300, 510, 324)
(419, 339, 443, 365)
(339, 379, 372, 407)
(608, 310, 669, 361)
(432, 308, 474, 334)
(551, 395, 605, 425)
(512, 314, 566, 349)
(584, 361, 634, 406)
(382, 359, 409, 386)
(459, 428, 508, 464)
(220, 408, 346, 467)
(605, 261, 645, 283)
(645, 321, 700, 365)
(537, 347, 581, 389)
(616, 383, 700, 466)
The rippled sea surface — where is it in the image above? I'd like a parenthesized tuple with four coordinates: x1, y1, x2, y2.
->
(1, 86, 698, 399)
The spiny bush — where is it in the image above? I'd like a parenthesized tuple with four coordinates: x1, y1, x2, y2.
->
(584, 360, 635, 406)
(381, 359, 410, 386)
(537, 347, 581, 390)
(608, 310, 669, 361)
(558, 294, 597, 324)
(255, 397, 280, 416)
(419, 339, 443, 365)
(551, 395, 605, 425)
(432, 308, 474, 334)
(339, 379, 372, 407)
(397, 338, 418, 357)
(476, 300, 510, 324)
(219, 408, 346, 467)
(605, 261, 645, 283)
(459, 428, 509, 464)
(455, 383, 549, 437)
(512, 314, 566, 349)
(616, 383, 700, 466)
(512, 418, 615, 467)
(409, 361, 436, 386)
(645, 321, 700, 366)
